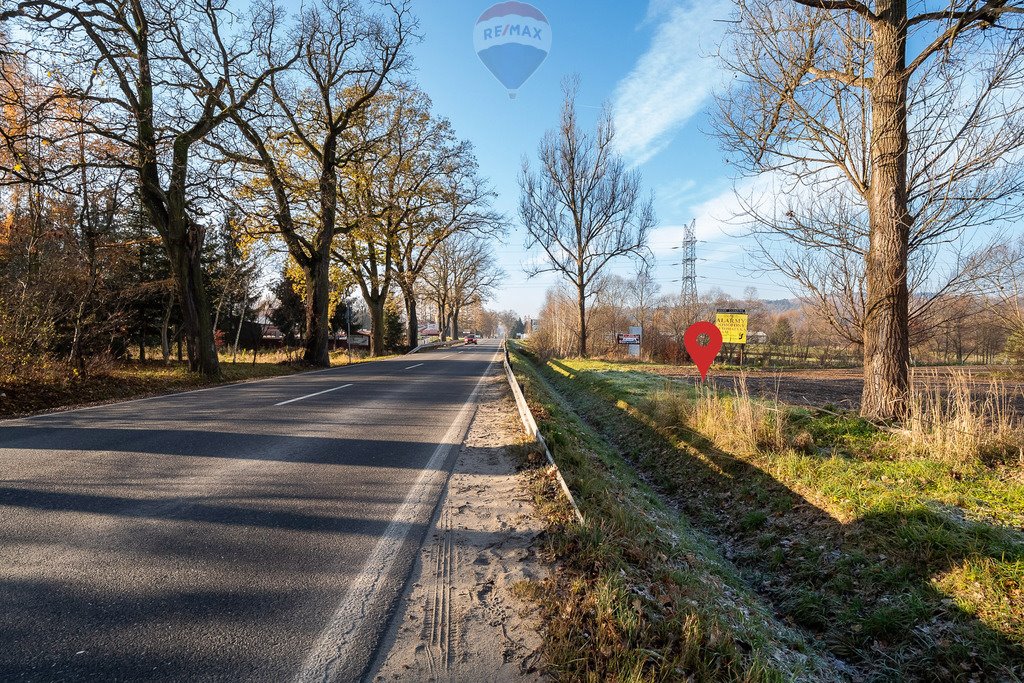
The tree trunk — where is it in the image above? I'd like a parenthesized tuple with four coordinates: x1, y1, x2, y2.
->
(404, 290, 419, 349)
(367, 296, 386, 356)
(232, 300, 246, 363)
(300, 130, 339, 367)
(69, 295, 89, 375)
(452, 308, 460, 341)
(861, 1, 911, 421)
(134, 70, 220, 377)
(302, 254, 331, 367)
(161, 295, 173, 363)
(577, 283, 588, 357)
(166, 234, 219, 376)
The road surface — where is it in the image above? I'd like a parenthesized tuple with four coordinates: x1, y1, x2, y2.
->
(0, 341, 500, 682)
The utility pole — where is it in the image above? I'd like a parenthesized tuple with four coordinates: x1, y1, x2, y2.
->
(681, 219, 698, 320)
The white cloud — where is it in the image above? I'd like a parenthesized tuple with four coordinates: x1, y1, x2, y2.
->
(691, 178, 759, 241)
(654, 177, 698, 215)
(611, 0, 730, 165)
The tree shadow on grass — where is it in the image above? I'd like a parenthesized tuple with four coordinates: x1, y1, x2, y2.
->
(542, 357, 1024, 682)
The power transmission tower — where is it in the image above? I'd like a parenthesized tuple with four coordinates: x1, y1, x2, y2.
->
(681, 219, 698, 317)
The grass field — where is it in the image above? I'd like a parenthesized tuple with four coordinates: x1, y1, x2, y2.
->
(0, 349, 385, 418)
(510, 346, 1024, 681)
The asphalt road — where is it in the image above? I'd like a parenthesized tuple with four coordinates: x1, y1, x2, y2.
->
(0, 340, 500, 682)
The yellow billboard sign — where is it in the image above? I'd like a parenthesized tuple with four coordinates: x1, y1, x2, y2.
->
(715, 310, 749, 345)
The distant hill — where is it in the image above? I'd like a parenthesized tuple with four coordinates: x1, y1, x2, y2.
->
(760, 298, 800, 312)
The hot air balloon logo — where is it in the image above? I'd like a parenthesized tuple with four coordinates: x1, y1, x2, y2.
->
(473, 2, 551, 99)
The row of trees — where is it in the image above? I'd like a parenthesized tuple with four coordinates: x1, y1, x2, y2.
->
(1, 0, 503, 376)
(532, 275, 1024, 370)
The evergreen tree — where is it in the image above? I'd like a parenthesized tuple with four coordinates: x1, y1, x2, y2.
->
(382, 297, 405, 352)
(270, 275, 305, 346)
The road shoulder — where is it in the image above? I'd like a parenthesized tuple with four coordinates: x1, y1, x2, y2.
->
(369, 366, 548, 682)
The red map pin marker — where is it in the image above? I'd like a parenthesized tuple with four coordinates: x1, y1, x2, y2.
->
(683, 321, 723, 381)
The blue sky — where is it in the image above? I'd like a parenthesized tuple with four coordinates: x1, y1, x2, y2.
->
(409, 0, 799, 316)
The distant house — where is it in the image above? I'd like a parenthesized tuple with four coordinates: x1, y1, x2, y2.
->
(260, 323, 285, 346)
(749, 330, 768, 344)
(335, 329, 370, 349)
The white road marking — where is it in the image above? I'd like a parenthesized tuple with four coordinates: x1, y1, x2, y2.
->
(404, 363, 424, 370)
(437, 354, 454, 359)
(3, 357, 391, 423)
(274, 383, 353, 406)
(296, 355, 495, 683)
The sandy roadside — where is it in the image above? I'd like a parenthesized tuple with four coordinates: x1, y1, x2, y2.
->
(369, 366, 549, 682)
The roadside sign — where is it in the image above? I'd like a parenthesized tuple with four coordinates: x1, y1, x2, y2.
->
(617, 333, 641, 345)
(715, 309, 748, 345)
(624, 326, 642, 356)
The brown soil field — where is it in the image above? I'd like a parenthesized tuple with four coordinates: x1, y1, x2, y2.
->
(648, 365, 1024, 414)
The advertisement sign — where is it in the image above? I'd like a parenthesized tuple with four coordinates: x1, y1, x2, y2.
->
(715, 309, 749, 344)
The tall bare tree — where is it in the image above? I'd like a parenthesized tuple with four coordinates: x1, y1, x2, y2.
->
(715, 0, 1024, 419)
(392, 138, 501, 349)
(519, 80, 654, 357)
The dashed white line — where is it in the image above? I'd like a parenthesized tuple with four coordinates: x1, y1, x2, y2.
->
(404, 363, 424, 370)
(274, 383, 353, 406)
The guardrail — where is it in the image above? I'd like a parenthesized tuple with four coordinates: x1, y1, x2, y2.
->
(407, 340, 459, 354)
(502, 341, 584, 524)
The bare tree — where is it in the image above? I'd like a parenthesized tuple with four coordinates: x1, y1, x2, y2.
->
(981, 238, 1024, 340)
(391, 131, 502, 349)
(715, 0, 1024, 419)
(628, 264, 660, 358)
(423, 234, 502, 340)
(519, 80, 654, 357)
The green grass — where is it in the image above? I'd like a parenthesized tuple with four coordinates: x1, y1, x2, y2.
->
(507, 348, 838, 682)
(514, 348, 1024, 681)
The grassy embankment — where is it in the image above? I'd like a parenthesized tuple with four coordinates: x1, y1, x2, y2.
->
(0, 349, 385, 417)
(508, 348, 839, 682)
(509, 345, 1024, 681)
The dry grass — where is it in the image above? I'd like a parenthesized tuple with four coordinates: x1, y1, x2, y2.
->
(643, 376, 788, 456)
(903, 371, 1024, 468)
(0, 347, 388, 417)
(648, 369, 1024, 470)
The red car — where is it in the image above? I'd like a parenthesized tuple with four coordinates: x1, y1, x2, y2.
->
(464, 335, 478, 345)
